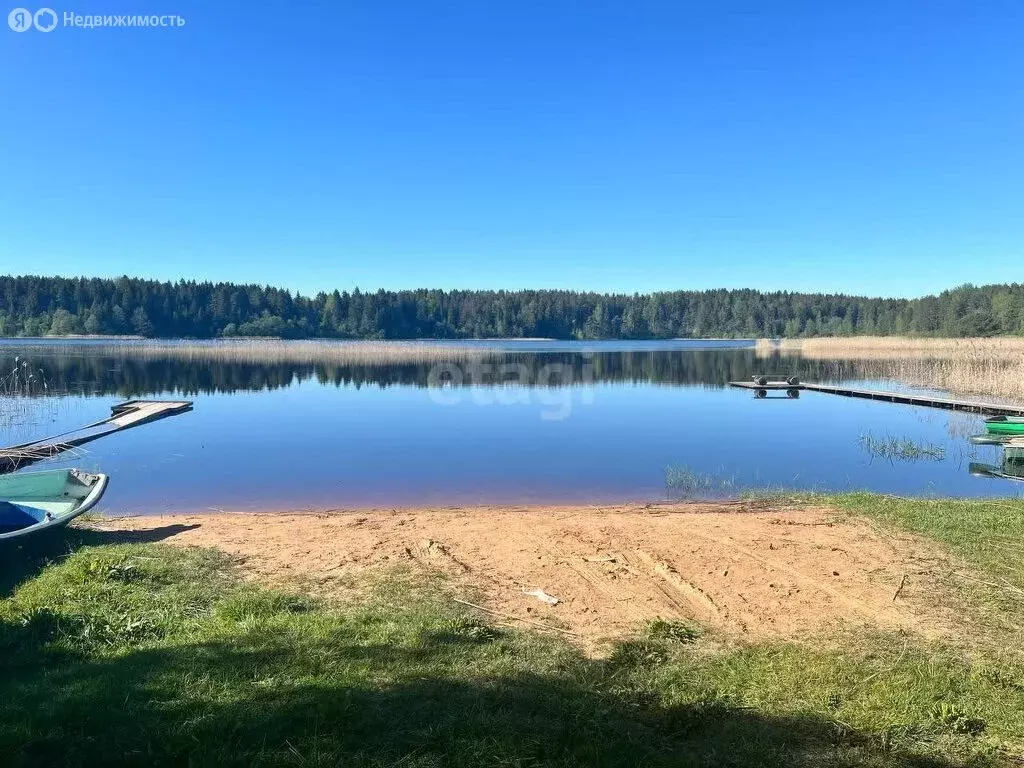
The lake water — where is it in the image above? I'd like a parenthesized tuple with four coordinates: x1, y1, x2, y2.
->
(0, 339, 1019, 514)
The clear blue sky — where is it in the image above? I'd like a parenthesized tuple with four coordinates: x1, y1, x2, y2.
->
(2, 1, 1022, 297)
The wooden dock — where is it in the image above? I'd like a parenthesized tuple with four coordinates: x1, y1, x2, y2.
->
(0, 400, 193, 473)
(728, 381, 1024, 416)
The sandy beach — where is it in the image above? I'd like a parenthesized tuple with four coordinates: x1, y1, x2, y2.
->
(92, 500, 956, 648)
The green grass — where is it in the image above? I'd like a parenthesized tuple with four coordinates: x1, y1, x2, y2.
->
(1, 516, 1023, 766)
(829, 494, 1024, 593)
(825, 493, 1024, 652)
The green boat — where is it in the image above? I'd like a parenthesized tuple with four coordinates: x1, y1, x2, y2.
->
(984, 416, 1024, 436)
(969, 434, 1012, 446)
(0, 469, 108, 541)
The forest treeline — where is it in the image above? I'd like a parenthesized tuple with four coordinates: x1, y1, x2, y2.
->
(1, 275, 1022, 339)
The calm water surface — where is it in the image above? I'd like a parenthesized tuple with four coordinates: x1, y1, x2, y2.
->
(0, 340, 1018, 514)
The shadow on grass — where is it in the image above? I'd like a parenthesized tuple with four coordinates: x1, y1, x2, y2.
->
(0, 625, 958, 768)
(0, 524, 199, 598)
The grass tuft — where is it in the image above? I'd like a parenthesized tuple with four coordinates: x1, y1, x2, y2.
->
(607, 639, 671, 669)
(217, 590, 315, 623)
(434, 615, 502, 645)
(647, 618, 703, 644)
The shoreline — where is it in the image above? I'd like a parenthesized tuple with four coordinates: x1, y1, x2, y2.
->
(101, 499, 759, 518)
(90, 499, 954, 647)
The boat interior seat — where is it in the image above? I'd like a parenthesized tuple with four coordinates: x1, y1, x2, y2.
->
(0, 501, 44, 532)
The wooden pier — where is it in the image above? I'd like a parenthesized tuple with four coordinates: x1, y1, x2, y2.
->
(728, 381, 1024, 417)
(0, 400, 193, 473)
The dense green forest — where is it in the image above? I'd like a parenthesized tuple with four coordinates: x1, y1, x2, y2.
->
(1, 275, 1022, 339)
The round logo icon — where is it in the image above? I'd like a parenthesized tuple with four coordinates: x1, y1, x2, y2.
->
(33, 7, 57, 31)
(8, 7, 33, 31)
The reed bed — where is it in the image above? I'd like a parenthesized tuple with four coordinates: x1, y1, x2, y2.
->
(857, 433, 946, 462)
(664, 464, 738, 498)
(767, 337, 1024, 358)
(0, 339, 496, 366)
(759, 337, 1024, 404)
(0, 355, 59, 435)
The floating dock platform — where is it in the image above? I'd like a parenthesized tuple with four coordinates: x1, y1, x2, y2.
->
(730, 382, 798, 391)
(729, 381, 1024, 417)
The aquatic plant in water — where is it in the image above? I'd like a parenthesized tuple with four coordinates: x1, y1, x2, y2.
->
(665, 465, 738, 499)
(857, 432, 946, 463)
(0, 356, 58, 434)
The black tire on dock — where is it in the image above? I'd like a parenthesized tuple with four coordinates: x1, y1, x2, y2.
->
(754, 376, 769, 386)
(786, 376, 800, 386)
(755, 389, 768, 399)
(787, 388, 800, 399)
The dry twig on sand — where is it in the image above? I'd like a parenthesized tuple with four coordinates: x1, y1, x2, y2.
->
(452, 598, 581, 637)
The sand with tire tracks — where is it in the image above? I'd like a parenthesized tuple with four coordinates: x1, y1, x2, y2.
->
(91, 500, 957, 648)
